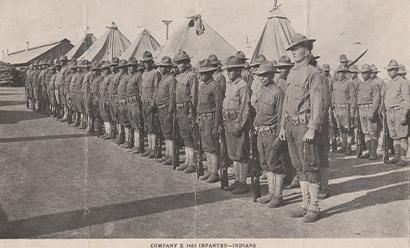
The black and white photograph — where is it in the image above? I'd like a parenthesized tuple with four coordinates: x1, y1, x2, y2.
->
(0, 0, 409, 247)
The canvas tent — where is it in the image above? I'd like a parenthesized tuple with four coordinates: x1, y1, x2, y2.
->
(2, 39, 73, 66)
(154, 15, 236, 66)
(251, 5, 296, 63)
(120, 29, 160, 60)
(78, 22, 130, 62)
(65, 33, 97, 60)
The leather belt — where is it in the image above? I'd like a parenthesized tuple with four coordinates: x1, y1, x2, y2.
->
(118, 99, 126, 104)
(223, 111, 239, 120)
(126, 95, 138, 103)
(358, 104, 371, 110)
(255, 125, 276, 136)
(285, 113, 309, 125)
(157, 103, 168, 109)
(387, 106, 402, 113)
(197, 112, 214, 121)
(176, 102, 189, 108)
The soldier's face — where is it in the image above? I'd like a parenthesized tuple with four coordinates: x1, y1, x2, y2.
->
(227, 68, 241, 81)
(291, 45, 309, 63)
(121, 67, 127, 74)
(128, 66, 135, 74)
(351, 72, 358, 79)
(177, 62, 188, 73)
(158, 66, 170, 75)
(361, 72, 370, 80)
(388, 69, 398, 78)
(199, 72, 212, 82)
(323, 70, 330, 76)
(259, 72, 274, 86)
(370, 72, 376, 78)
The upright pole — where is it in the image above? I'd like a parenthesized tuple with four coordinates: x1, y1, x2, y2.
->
(162, 20, 173, 40)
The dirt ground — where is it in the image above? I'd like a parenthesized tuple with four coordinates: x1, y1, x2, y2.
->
(0, 87, 408, 238)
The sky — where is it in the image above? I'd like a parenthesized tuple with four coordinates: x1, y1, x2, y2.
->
(1, 0, 409, 78)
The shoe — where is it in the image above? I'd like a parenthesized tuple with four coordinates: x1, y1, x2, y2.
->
(184, 164, 196, 173)
(148, 151, 156, 159)
(318, 191, 329, 200)
(176, 164, 188, 171)
(267, 195, 283, 208)
(396, 160, 407, 167)
(199, 172, 211, 180)
(232, 183, 248, 194)
(289, 207, 307, 218)
(142, 149, 151, 157)
(206, 173, 220, 183)
(162, 157, 173, 166)
(286, 176, 300, 189)
(303, 209, 320, 222)
(257, 193, 273, 204)
(223, 181, 240, 191)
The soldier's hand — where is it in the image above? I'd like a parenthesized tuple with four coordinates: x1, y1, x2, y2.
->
(279, 127, 286, 141)
(400, 116, 407, 125)
(232, 127, 241, 137)
(167, 112, 173, 122)
(303, 128, 315, 142)
(212, 126, 219, 139)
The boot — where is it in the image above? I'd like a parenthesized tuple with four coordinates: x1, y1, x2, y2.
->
(369, 139, 377, 160)
(257, 171, 274, 204)
(361, 141, 371, 159)
(142, 149, 152, 157)
(116, 128, 125, 145)
(286, 174, 300, 189)
(389, 144, 401, 164)
(268, 173, 284, 208)
(85, 118, 95, 135)
(232, 163, 249, 194)
(177, 147, 190, 171)
(224, 162, 240, 191)
(199, 153, 211, 180)
(337, 133, 346, 153)
(206, 154, 220, 183)
(344, 142, 352, 155)
(397, 147, 408, 166)
(318, 167, 329, 199)
(303, 183, 320, 222)
(184, 164, 196, 173)
(289, 180, 310, 218)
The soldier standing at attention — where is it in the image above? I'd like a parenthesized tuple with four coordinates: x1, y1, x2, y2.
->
(208, 54, 227, 96)
(397, 64, 410, 158)
(107, 57, 121, 140)
(248, 54, 267, 95)
(57, 56, 70, 121)
(140, 51, 161, 157)
(99, 62, 113, 139)
(153, 56, 176, 165)
(126, 58, 144, 153)
(357, 64, 381, 160)
(332, 65, 356, 154)
(173, 51, 199, 173)
(278, 33, 324, 222)
(251, 61, 284, 207)
(86, 63, 103, 135)
(196, 58, 223, 183)
(235, 51, 254, 87)
(370, 65, 387, 153)
(80, 61, 93, 131)
(383, 60, 410, 166)
(222, 55, 251, 195)
(112, 60, 129, 145)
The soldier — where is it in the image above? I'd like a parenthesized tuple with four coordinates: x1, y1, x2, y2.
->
(57, 56, 70, 121)
(79, 61, 93, 129)
(235, 51, 254, 87)
(383, 60, 410, 166)
(63, 60, 76, 124)
(278, 33, 324, 222)
(86, 63, 103, 135)
(153, 56, 176, 165)
(196, 58, 223, 183)
(106, 57, 121, 139)
(32, 61, 43, 112)
(332, 64, 356, 154)
(126, 58, 144, 153)
(357, 64, 381, 160)
(68, 62, 79, 126)
(41, 61, 53, 114)
(140, 51, 161, 157)
(221, 55, 251, 194)
(173, 51, 199, 173)
(208, 54, 226, 96)
(36, 61, 47, 112)
(398, 64, 410, 158)
(275, 56, 293, 92)
(99, 61, 114, 139)
(251, 61, 284, 206)
(248, 54, 267, 95)
(48, 64, 60, 117)
(116, 60, 132, 146)
(25, 63, 34, 109)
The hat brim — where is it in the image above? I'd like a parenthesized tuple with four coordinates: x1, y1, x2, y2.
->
(174, 57, 193, 63)
(224, 65, 245, 70)
(349, 70, 359, 73)
(198, 67, 217, 73)
(110, 63, 119, 67)
(336, 70, 349, 73)
(117, 64, 128, 69)
(255, 70, 276, 75)
(157, 63, 173, 67)
(360, 70, 372, 73)
(276, 63, 294, 68)
(339, 59, 348, 63)
(386, 66, 400, 71)
(286, 39, 316, 51)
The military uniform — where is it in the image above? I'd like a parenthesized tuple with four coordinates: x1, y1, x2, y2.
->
(222, 55, 251, 194)
(280, 33, 323, 222)
(332, 65, 356, 154)
(115, 60, 131, 145)
(55, 60, 69, 120)
(208, 54, 226, 96)
(48, 68, 58, 115)
(32, 65, 42, 111)
(252, 61, 284, 206)
(41, 64, 53, 114)
(196, 59, 223, 183)
(140, 54, 161, 156)
(383, 60, 410, 165)
(25, 66, 34, 109)
(98, 64, 113, 138)
(125, 61, 143, 151)
(357, 64, 381, 159)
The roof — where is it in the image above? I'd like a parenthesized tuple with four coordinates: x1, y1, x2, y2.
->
(120, 29, 161, 60)
(2, 39, 73, 65)
(154, 15, 236, 66)
(251, 7, 296, 63)
(65, 33, 97, 60)
(78, 22, 130, 62)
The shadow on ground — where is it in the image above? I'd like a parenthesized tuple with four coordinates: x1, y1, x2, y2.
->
(0, 100, 27, 107)
(0, 110, 47, 124)
(0, 133, 89, 143)
(0, 187, 245, 238)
